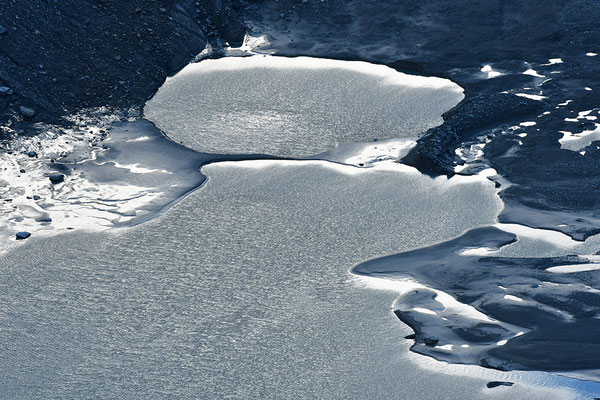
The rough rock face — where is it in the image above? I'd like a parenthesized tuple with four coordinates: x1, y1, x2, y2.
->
(0, 0, 244, 131)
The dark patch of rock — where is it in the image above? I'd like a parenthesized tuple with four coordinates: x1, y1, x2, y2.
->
(0, 0, 245, 129)
(15, 231, 31, 240)
(486, 381, 514, 389)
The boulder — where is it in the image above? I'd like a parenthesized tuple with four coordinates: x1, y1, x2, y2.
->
(49, 173, 64, 184)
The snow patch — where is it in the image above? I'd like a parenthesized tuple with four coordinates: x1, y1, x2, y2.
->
(547, 264, 600, 274)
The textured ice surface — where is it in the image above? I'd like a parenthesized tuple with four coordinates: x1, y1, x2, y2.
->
(145, 55, 464, 157)
(0, 161, 579, 399)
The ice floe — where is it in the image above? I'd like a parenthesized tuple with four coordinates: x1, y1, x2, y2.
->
(145, 55, 464, 158)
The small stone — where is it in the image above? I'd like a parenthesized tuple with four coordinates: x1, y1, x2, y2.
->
(486, 381, 514, 389)
(19, 169, 25, 173)
(19, 106, 36, 117)
(423, 337, 439, 347)
(49, 173, 64, 184)
(0, 25, 6, 34)
(159, 7, 167, 14)
(26, 150, 37, 157)
(33, 195, 41, 200)
(0, 86, 13, 95)
(15, 231, 31, 240)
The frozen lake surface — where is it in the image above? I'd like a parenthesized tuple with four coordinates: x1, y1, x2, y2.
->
(0, 162, 574, 399)
(0, 56, 592, 398)
(145, 56, 464, 157)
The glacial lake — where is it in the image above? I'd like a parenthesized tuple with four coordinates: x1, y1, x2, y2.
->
(0, 56, 586, 399)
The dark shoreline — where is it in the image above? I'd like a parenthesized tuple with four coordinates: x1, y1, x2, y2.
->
(353, 226, 600, 375)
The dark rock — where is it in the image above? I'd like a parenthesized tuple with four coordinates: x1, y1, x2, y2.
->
(19, 106, 36, 117)
(0, 25, 6, 34)
(33, 195, 40, 200)
(26, 151, 37, 157)
(404, 334, 416, 340)
(19, 168, 25, 173)
(423, 337, 439, 347)
(486, 381, 514, 389)
(15, 231, 31, 240)
(48, 173, 64, 184)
